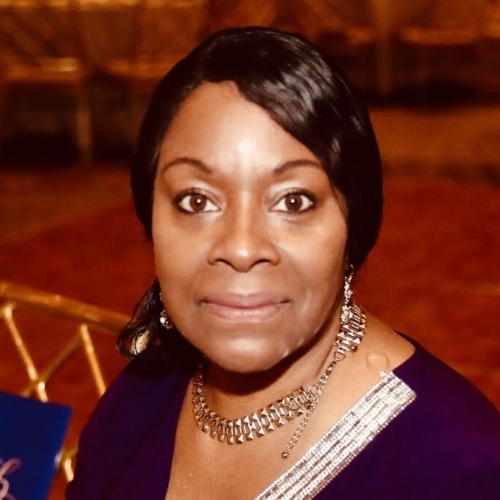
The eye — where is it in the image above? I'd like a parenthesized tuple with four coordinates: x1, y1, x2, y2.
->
(272, 192, 315, 213)
(176, 192, 219, 213)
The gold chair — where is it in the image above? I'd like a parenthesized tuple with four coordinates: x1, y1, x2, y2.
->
(0, 281, 128, 485)
(97, 0, 210, 147)
(0, 0, 93, 166)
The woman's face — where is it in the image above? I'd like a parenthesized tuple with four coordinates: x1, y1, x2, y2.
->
(153, 82, 348, 374)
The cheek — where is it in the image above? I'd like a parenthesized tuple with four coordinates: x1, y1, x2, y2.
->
(292, 227, 347, 319)
(292, 222, 347, 288)
(152, 211, 191, 308)
(153, 237, 198, 294)
(152, 203, 203, 280)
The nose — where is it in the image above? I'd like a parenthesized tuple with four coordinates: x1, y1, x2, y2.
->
(207, 203, 280, 272)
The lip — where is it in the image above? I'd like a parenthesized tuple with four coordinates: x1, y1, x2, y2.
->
(201, 293, 288, 322)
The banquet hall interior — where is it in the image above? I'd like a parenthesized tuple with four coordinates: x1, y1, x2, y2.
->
(0, 0, 499, 497)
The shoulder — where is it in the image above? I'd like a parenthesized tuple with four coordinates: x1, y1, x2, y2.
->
(391, 339, 500, 492)
(395, 338, 500, 435)
(67, 363, 190, 498)
(79, 362, 190, 443)
(330, 339, 500, 498)
(94, 361, 189, 415)
(90, 361, 190, 437)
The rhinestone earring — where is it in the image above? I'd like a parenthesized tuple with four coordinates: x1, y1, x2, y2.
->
(336, 266, 366, 356)
(158, 291, 173, 330)
(159, 310, 173, 330)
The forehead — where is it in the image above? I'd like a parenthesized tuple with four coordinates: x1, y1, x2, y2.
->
(159, 82, 320, 173)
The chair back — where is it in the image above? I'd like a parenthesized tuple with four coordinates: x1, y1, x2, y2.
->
(0, 281, 128, 482)
(130, 0, 209, 70)
(0, 0, 87, 74)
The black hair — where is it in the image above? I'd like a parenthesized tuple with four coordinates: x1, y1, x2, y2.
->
(119, 26, 383, 374)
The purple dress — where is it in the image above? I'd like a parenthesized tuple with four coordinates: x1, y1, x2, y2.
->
(67, 338, 500, 499)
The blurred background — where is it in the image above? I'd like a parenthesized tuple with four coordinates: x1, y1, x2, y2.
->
(0, 0, 499, 161)
(0, 0, 499, 496)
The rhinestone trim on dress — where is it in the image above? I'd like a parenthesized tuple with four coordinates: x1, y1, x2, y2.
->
(255, 372, 416, 499)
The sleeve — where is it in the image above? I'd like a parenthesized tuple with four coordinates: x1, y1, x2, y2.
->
(65, 368, 140, 499)
(66, 366, 187, 498)
(430, 462, 500, 500)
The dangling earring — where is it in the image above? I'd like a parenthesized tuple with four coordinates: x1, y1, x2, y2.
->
(336, 265, 366, 355)
(342, 265, 354, 305)
(159, 310, 173, 330)
(159, 291, 173, 330)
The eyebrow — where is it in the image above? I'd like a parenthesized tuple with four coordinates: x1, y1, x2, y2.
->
(159, 157, 322, 174)
(274, 159, 323, 174)
(160, 157, 212, 173)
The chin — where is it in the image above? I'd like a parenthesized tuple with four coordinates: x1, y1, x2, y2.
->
(207, 344, 288, 374)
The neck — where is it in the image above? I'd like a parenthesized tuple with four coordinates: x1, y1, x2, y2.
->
(203, 324, 339, 418)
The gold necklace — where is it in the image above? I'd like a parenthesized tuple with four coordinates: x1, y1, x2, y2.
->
(192, 302, 366, 458)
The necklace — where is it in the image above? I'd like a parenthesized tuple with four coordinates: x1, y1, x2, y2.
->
(191, 302, 366, 458)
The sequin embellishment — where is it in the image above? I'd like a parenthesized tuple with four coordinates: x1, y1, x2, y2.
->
(255, 372, 416, 499)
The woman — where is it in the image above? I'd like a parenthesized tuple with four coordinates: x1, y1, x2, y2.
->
(67, 27, 500, 499)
